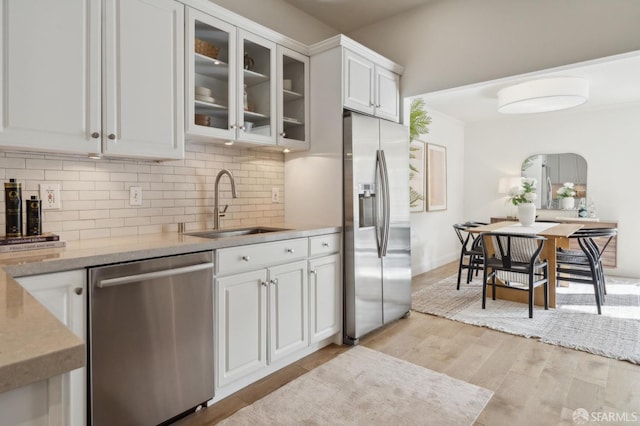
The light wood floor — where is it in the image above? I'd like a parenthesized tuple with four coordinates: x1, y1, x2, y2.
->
(179, 262, 640, 425)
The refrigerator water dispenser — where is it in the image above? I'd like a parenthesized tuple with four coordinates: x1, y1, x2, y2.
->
(358, 183, 375, 228)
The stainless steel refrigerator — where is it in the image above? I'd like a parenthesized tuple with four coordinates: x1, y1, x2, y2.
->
(343, 111, 412, 345)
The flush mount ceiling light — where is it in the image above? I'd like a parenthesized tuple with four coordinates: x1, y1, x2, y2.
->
(497, 77, 589, 114)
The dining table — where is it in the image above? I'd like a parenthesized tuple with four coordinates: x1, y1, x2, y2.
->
(469, 221, 583, 308)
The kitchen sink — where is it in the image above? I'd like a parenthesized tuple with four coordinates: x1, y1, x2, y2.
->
(186, 226, 290, 239)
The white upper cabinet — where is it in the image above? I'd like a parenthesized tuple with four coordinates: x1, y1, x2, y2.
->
(343, 48, 400, 122)
(186, 9, 237, 141)
(0, 0, 101, 156)
(343, 49, 375, 116)
(375, 66, 400, 122)
(0, 0, 184, 160)
(278, 46, 310, 151)
(186, 9, 278, 148)
(237, 30, 277, 146)
(103, 0, 184, 160)
(185, 5, 311, 151)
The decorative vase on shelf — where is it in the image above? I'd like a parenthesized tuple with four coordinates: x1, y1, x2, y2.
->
(517, 202, 536, 226)
(244, 52, 254, 70)
(561, 197, 575, 210)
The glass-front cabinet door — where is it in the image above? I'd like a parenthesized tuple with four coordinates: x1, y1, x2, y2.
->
(186, 8, 237, 141)
(237, 30, 276, 146)
(277, 46, 309, 151)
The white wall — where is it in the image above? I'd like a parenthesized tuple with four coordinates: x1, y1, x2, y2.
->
(463, 102, 640, 278)
(406, 104, 466, 276)
(207, 0, 338, 45)
(348, 0, 640, 97)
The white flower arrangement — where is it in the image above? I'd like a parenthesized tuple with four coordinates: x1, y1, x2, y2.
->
(508, 177, 537, 205)
(557, 182, 576, 199)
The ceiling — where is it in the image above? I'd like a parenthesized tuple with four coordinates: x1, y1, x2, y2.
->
(420, 50, 640, 124)
(281, 0, 435, 33)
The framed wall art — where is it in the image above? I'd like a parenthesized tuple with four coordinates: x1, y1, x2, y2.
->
(426, 143, 447, 211)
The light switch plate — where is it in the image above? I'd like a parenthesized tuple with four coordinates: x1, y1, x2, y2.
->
(271, 187, 280, 203)
(40, 183, 61, 210)
(129, 186, 143, 206)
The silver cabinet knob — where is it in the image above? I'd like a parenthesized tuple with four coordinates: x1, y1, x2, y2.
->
(91, 132, 100, 139)
(322, 242, 329, 247)
(239, 126, 246, 131)
(108, 134, 116, 140)
(261, 281, 268, 287)
(310, 269, 317, 275)
(242, 255, 250, 261)
(230, 124, 237, 129)
(286, 248, 294, 253)
(279, 132, 286, 137)
(270, 278, 279, 285)
(74, 287, 83, 295)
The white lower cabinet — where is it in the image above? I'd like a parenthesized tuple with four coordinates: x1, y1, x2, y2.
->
(215, 258, 308, 388)
(308, 233, 342, 343)
(216, 269, 268, 388)
(268, 261, 309, 362)
(1, 270, 86, 426)
(309, 253, 341, 343)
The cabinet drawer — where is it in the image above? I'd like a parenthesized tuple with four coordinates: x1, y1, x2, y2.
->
(217, 238, 309, 274)
(309, 233, 341, 257)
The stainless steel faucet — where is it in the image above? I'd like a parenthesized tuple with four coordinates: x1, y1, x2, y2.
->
(214, 169, 237, 230)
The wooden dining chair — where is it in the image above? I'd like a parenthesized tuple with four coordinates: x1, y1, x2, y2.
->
(556, 228, 618, 314)
(453, 222, 487, 290)
(480, 232, 549, 318)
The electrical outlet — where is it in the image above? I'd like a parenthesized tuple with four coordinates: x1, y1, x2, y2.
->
(39, 183, 61, 210)
(271, 187, 280, 203)
(129, 186, 142, 206)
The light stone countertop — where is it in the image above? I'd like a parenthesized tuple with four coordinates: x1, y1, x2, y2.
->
(0, 224, 340, 394)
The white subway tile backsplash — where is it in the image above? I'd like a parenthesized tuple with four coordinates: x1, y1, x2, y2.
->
(0, 143, 284, 240)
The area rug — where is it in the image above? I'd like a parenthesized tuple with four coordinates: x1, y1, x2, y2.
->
(219, 346, 493, 425)
(412, 274, 640, 364)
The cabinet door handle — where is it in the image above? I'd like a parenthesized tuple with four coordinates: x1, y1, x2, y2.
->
(310, 269, 317, 275)
(322, 242, 329, 247)
(279, 132, 286, 137)
(261, 281, 268, 287)
(74, 287, 83, 295)
(230, 124, 237, 129)
(239, 126, 246, 131)
(108, 133, 116, 140)
(286, 248, 294, 253)
(91, 132, 100, 139)
(242, 255, 250, 261)
(270, 278, 279, 285)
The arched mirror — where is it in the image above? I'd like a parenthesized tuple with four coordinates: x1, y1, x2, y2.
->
(521, 153, 587, 209)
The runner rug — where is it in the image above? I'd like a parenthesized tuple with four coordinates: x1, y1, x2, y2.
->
(219, 345, 493, 425)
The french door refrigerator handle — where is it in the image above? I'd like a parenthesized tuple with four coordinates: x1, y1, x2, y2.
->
(379, 150, 391, 257)
(96, 263, 213, 288)
(375, 150, 385, 258)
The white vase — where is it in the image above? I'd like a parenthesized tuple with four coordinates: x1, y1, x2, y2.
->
(561, 197, 575, 210)
(517, 203, 536, 226)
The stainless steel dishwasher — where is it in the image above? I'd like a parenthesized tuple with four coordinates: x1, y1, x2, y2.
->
(88, 251, 214, 425)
